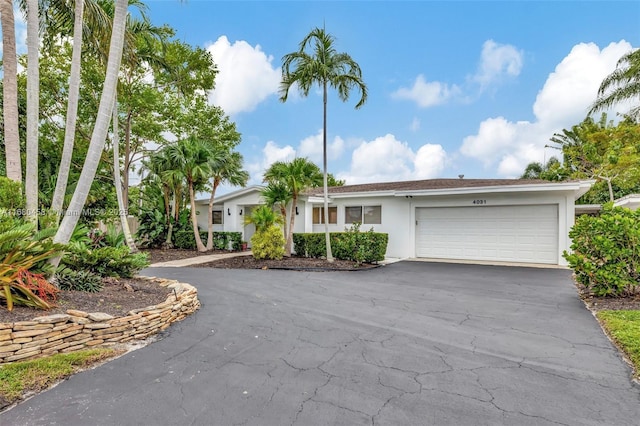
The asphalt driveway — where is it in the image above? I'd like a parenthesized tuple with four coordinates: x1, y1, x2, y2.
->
(2, 261, 639, 425)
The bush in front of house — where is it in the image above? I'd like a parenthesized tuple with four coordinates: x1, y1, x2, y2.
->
(61, 244, 150, 279)
(564, 205, 640, 297)
(251, 225, 285, 260)
(293, 224, 388, 264)
(56, 268, 104, 293)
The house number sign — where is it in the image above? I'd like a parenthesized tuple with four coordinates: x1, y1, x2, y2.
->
(472, 199, 487, 205)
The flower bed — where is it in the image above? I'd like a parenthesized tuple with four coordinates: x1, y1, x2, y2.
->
(0, 277, 199, 364)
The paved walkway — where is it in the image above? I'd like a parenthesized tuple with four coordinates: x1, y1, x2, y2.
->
(149, 250, 253, 267)
(2, 262, 639, 425)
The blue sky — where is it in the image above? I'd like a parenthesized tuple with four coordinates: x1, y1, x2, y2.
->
(15, 1, 640, 192)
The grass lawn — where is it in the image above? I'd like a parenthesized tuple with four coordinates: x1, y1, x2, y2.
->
(597, 310, 640, 378)
(0, 348, 123, 409)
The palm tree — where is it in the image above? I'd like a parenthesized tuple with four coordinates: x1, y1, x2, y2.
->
(166, 137, 211, 252)
(264, 158, 322, 257)
(590, 49, 640, 119)
(25, 0, 40, 224)
(206, 149, 248, 250)
(244, 204, 283, 234)
(53, 0, 129, 253)
(260, 182, 292, 238)
(1, 0, 22, 183)
(280, 27, 367, 262)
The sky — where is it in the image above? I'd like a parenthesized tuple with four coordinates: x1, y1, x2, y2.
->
(6, 0, 640, 194)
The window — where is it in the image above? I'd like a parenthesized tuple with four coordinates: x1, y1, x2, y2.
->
(312, 206, 337, 224)
(345, 205, 382, 224)
(212, 210, 224, 225)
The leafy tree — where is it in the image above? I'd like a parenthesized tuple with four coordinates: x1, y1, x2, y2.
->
(264, 158, 323, 257)
(590, 49, 640, 120)
(327, 173, 345, 187)
(280, 27, 367, 262)
(520, 157, 569, 181)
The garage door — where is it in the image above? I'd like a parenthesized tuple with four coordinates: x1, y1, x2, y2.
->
(415, 205, 558, 264)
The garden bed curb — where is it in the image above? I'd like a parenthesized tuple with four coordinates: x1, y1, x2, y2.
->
(0, 277, 200, 364)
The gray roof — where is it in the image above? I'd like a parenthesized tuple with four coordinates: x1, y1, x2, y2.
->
(304, 178, 556, 196)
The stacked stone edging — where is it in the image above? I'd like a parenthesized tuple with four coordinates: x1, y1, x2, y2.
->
(0, 277, 200, 364)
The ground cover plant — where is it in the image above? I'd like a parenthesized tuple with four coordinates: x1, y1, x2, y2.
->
(0, 348, 122, 411)
(597, 310, 640, 378)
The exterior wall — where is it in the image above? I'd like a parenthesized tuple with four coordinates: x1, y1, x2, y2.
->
(195, 190, 265, 242)
(305, 191, 576, 265)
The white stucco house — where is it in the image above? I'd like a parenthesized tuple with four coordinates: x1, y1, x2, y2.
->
(195, 178, 595, 266)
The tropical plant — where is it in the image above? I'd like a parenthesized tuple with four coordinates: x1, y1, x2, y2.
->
(0, 177, 25, 211)
(260, 182, 292, 237)
(244, 205, 284, 234)
(61, 244, 149, 278)
(263, 158, 323, 256)
(56, 268, 103, 292)
(52, 0, 129, 258)
(165, 137, 212, 252)
(280, 27, 367, 261)
(590, 49, 640, 119)
(135, 209, 167, 248)
(25, 0, 40, 225)
(251, 225, 285, 260)
(206, 147, 248, 250)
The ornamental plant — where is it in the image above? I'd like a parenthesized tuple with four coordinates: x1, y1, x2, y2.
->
(564, 205, 640, 297)
(251, 225, 285, 260)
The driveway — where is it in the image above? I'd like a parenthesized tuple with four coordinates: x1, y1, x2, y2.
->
(2, 262, 639, 425)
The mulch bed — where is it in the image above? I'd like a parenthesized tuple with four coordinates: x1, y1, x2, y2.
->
(144, 248, 228, 264)
(0, 277, 171, 324)
(193, 255, 380, 271)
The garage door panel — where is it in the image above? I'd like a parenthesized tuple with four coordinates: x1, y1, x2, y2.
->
(416, 205, 558, 264)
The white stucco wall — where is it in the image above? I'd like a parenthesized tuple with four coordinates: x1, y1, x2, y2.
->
(303, 190, 577, 265)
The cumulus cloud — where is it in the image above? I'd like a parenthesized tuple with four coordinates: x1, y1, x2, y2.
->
(297, 130, 345, 163)
(391, 75, 460, 108)
(206, 36, 280, 115)
(338, 134, 447, 184)
(472, 40, 523, 89)
(460, 40, 635, 177)
(246, 141, 296, 185)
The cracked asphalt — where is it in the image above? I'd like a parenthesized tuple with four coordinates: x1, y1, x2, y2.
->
(2, 261, 639, 425)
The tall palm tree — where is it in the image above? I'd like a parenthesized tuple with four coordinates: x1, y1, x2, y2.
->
(264, 158, 322, 257)
(1, 0, 22, 183)
(590, 49, 640, 119)
(166, 137, 211, 252)
(206, 149, 248, 250)
(53, 0, 129, 253)
(280, 27, 367, 262)
(25, 0, 40, 224)
(260, 181, 292, 239)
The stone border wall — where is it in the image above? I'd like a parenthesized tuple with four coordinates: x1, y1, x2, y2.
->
(0, 277, 200, 364)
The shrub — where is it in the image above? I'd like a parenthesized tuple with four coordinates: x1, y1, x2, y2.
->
(135, 209, 167, 249)
(251, 225, 285, 260)
(61, 245, 150, 278)
(564, 205, 640, 297)
(0, 176, 24, 211)
(173, 229, 242, 251)
(56, 269, 104, 293)
(293, 224, 388, 264)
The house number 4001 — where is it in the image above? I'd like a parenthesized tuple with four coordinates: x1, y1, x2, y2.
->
(472, 199, 487, 205)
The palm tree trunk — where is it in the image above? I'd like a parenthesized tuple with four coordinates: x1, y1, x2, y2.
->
(285, 196, 297, 257)
(25, 0, 39, 225)
(206, 179, 220, 250)
(188, 181, 206, 252)
(112, 100, 137, 252)
(1, 0, 22, 183)
(123, 111, 132, 207)
(322, 81, 334, 261)
(53, 0, 129, 253)
(51, 0, 84, 221)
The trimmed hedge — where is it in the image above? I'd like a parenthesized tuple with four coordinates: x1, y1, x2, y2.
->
(564, 205, 640, 297)
(173, 229, 243, 251)
(293, 224, 388, 264)
(251, 225, 285, 260)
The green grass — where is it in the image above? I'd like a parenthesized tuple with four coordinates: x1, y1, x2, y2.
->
(0, 348, 122, 407)
(597, 310, 640, 378)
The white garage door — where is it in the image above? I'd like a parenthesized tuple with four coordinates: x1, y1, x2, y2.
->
(415, 205, 559, 264)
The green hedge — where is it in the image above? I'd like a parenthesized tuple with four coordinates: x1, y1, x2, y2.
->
(173, 229, 243, 251)
(293, 224, 388, 264)
(564, 205, 640, 297)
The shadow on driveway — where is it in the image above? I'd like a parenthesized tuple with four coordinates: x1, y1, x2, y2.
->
(2, 262, 639, 425)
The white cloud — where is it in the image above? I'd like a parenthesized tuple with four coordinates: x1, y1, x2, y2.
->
(472, 40, 523, 89)
(297, 130, 345, 163)
(460, 40, 635, 177)
(339, 134, 447, 184)
(206, 36, 280, 115)
(246, 141, 296, 184)
(410, 117, 420, 132)
(391, 75, 460, 108)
